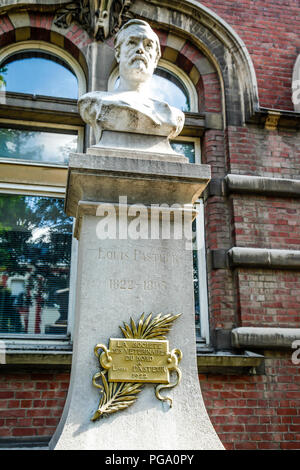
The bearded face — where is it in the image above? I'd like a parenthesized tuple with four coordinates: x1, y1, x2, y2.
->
(116, 24, 159, 85)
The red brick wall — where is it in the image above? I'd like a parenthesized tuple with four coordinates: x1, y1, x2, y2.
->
(237, 269, 300, 328)
(1, 361, 300, 451)
(199, 0, 300, 111)
(232, 196, 300, 250)
(199, 353, 300, 450)
(0, 371, 69, 439)
(228, 127, 300, 179)
(207, 269, 236, 330)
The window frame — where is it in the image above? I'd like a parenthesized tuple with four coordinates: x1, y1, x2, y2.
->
(170, 134, 210, 346)
(0, 41, 86, 98)
(0, 185, 77, 346)
(0, 118, 84, 169)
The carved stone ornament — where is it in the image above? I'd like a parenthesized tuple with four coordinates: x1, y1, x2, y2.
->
(91, 312, 182, 421)
(54, 0, 134, 41)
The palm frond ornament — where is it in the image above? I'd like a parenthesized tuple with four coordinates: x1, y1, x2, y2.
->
(91, 312, 182, 421)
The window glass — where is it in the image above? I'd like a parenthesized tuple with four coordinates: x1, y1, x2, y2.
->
(0, 194, 73, 335)
(0, 128, 77, 165)
(114, 67, 190, 112)
(0, 52, 78, 99)
(150, 68, 190, 112)
(170, 141, 195, 163)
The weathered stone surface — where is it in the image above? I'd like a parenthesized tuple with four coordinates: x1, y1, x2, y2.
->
(65, 151, 211, 219)
(226, 174, 300, 198)
(232, 327, 300, 349)
(228, 247, 300, 269)
(49, 146, 223, 449)
(78, 19, 185, 159)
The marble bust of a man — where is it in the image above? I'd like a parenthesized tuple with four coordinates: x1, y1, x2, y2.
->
(78, 19, 185, 156)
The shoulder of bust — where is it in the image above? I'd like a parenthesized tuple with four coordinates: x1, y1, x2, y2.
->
(78, 91, 109, 105)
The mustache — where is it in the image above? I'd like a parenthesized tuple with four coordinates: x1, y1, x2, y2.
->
(129, 55, 148, 66)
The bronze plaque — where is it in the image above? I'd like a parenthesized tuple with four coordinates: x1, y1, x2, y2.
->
(101, 338, 170, 384)
(92, 312, 182, 421)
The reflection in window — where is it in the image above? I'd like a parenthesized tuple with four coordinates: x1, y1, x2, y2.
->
(0, 52, 78, 98)
(0, 128, 77, 165)
(0, 194, 73, 335)
(151, 68, 190, 112)
(114, 67, 190, 112)
(170, 141, 195, 163)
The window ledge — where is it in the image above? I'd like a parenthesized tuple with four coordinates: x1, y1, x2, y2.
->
(0, 338, 72, 366)
(197, 350, 264, 375)
(0, 91, 83, 125)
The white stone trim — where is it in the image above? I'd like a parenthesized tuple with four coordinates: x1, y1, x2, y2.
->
(232, 327, 300, 349)
(226, 173, 300, 197)
(7, 11, 31, 29)
(228, 247, 300, 269)
(0, 182, 65, 197)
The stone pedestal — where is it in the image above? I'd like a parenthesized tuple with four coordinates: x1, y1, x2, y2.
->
(49, 151, 224, 450)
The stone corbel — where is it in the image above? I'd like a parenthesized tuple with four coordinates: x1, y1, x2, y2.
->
(53, 0, 135, 41)
(264, 110, 281, 130)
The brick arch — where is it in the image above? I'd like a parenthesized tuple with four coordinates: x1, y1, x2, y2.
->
(132, 1, 259, 125)
(154, 30, 222, 115)
(0, 12, 89, 81)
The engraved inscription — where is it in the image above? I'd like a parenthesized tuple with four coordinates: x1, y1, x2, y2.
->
(99, 248, 180, 265)
(109, 279, 167, 291)
(103, 338, 170, 384)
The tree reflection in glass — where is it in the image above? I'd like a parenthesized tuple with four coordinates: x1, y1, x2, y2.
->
(0, 194, 72, 335)
(0, 128, 77, 164)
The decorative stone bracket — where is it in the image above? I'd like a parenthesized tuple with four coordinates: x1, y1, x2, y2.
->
(0, 0, 135, 42)
(53, 0, 135, 41)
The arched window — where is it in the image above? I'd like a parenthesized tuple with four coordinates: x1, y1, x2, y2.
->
(1, 51, 78, 99)
(0, 43, 85, 165)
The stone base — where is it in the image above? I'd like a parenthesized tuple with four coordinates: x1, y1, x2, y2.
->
(89, 131, 188, 163)
(49, 215, 223, 450)
(50, 150, 223, 450)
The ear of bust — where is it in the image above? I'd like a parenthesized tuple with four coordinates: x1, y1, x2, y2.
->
(115, 47, 120, 63)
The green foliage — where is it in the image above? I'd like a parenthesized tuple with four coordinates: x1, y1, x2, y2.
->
(0, 65, 7, 88)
